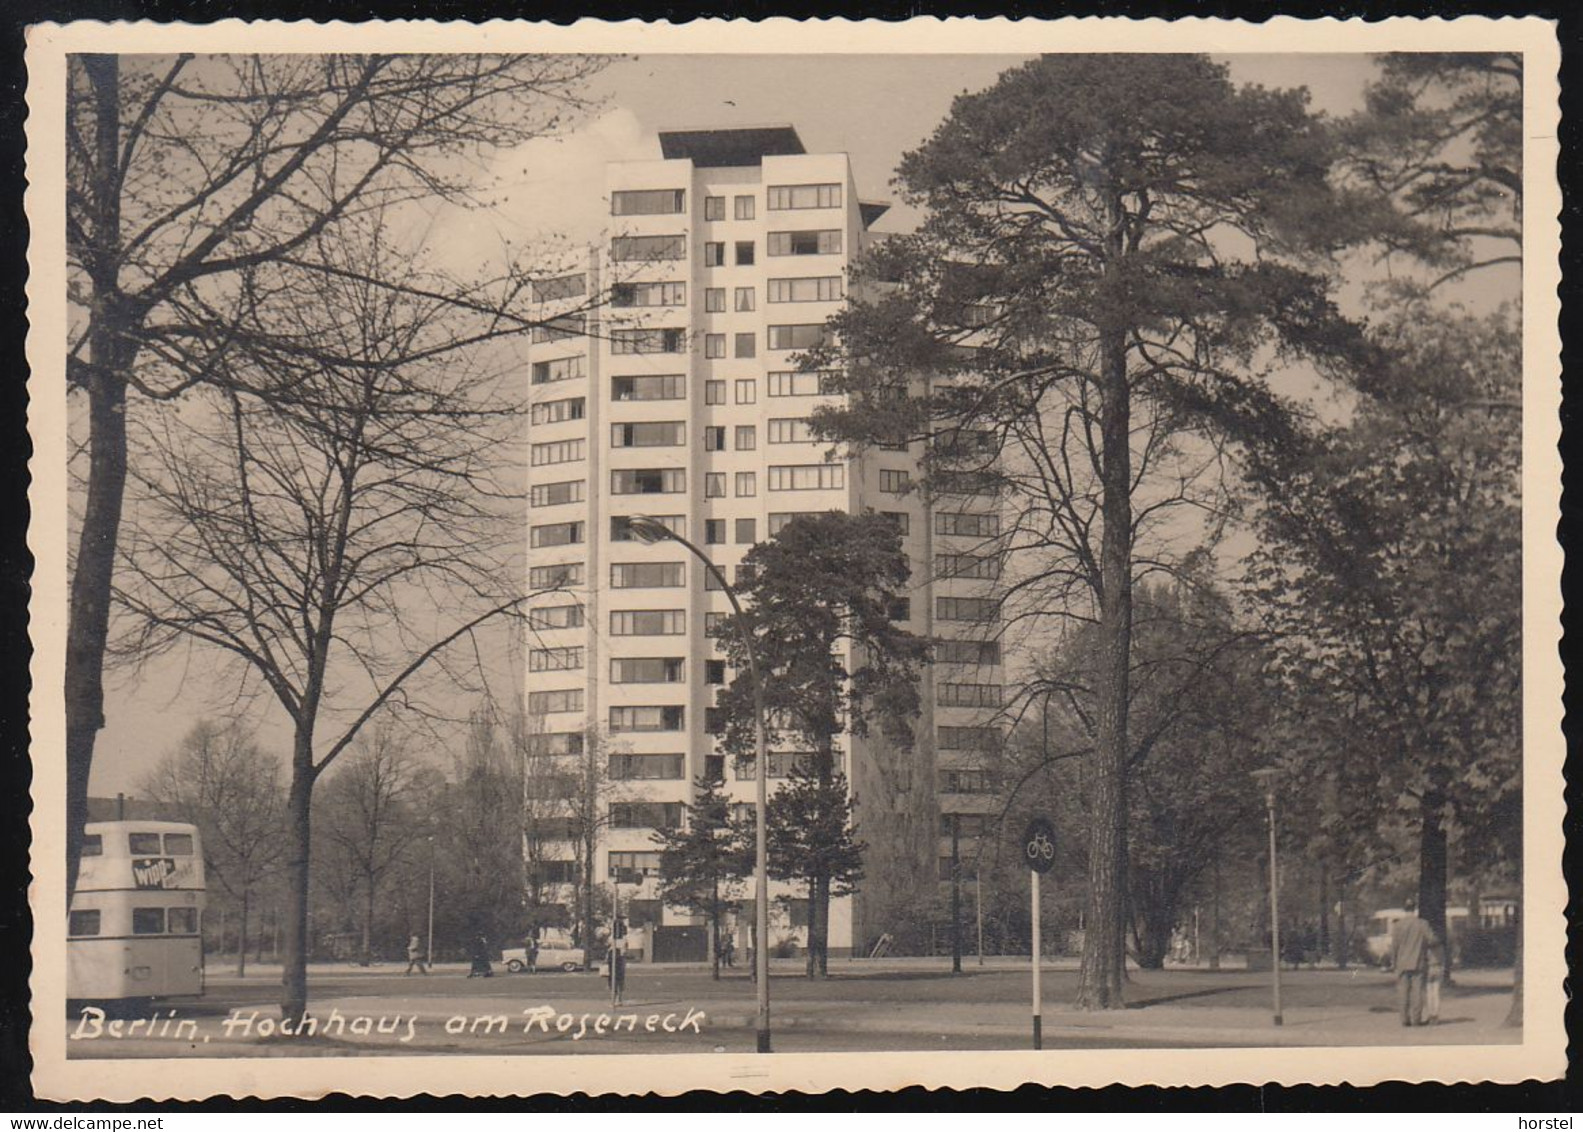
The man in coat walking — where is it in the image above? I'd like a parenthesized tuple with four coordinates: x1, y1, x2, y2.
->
(1389, 897, 1440, 1026)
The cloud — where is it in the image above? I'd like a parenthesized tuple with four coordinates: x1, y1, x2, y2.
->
(422, 108, 657, 278)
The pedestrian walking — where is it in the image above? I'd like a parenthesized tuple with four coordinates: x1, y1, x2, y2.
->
(722, 936, 736, 968)
(1388, 898, 1439, 1026)
(606, 940, 627, 1006)
(468, 933, 493, 978)
(404, 933, 428, 976)
(526, 935, 540, 975)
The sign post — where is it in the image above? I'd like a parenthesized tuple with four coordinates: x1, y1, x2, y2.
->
(1022, 816, 1057, 1050)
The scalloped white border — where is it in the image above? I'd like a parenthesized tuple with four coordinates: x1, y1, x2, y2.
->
(23, 15, 1565, 1101)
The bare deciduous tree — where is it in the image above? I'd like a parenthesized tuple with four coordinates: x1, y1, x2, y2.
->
(140, 718, 287, 976)
(66, 51, 608, 901)
(112, 228, 560, 1025)
(316, 724, 425, 966)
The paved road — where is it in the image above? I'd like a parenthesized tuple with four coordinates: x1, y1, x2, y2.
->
(64, 960, 1520, 1058)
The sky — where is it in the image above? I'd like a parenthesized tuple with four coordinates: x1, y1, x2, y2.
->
(94, 51, 1401, 797)
(425, 53, 1379, 269)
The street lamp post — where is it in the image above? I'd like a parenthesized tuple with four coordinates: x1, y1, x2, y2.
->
(951, 812, 962, 975)
(1251, 767, 1283, 1026)
(629, 516, 772, 1053)
(426, 835, 436, 970)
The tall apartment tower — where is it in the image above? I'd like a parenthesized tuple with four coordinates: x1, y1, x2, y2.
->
(522, 126, 1005, 958)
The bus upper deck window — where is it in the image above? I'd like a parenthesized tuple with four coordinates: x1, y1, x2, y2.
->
(164, 833, 194, 855)
(81, 834, 102, 857)
(68, 910, 100, 936)
(132, 907, 165, 935)
(167, 908, 198, 934)
(128, 832, 161, 855)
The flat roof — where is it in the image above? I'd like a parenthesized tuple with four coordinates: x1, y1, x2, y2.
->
(658, 126, 806, 167)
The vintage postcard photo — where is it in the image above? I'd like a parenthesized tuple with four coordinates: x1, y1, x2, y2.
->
(23, 16, 1564, 1100)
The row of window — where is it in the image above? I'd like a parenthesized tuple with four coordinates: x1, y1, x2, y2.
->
(612, 281, 686, 308)
(610, 514, 685, 542)
(936, 639, 1002, 666)
(610, 231, 843, 263)
(529, 479, 584, 508)
(936, 596, 1000, 622)
(541, 371, 838, 402)
(611, 327, 686, 355)
(602, 326, 832, 356)
(527, 534, 995, 590)
(610, 705, 686, 733)
(531, 465, 846, 499)
(611, 184, 842, 220)
(704, 194, 757, 222)
(528, 646, 583, 672)
(69, 906, 200, 937)
(704, 333, 757, 359)
(524, 733, 999, 781)
(528, 688, 583, 714)
(531, 397, 585, 427)
(532, 273, 587, 302)
(940, 769, 995, 795)
(532, 316, 584, 343)
(532, 732, 583, 756)
(935, 552, 1003, 581)
(940, 813, 994, 838)
(933, 470, 1003, 497)
(540, 640, 970, 683)
(704, 472, 760, 498)
(937, 725, 1003, 751)
(80, 831, 195, 857)
(534, 644, 993, 680)
(938, 682, 1002, 708)
(879, 469, 911, 494)
(702, 279, 846, 309)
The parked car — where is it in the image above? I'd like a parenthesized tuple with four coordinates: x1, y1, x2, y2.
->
(501, 941, 587, 973)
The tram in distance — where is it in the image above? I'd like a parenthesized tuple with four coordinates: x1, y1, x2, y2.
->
(67, 820, 206, 1003)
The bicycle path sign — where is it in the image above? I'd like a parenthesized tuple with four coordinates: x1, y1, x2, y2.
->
(1022, 816, 1057, 875)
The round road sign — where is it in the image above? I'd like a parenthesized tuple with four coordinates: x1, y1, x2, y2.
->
(1022, 816, 1057, 874)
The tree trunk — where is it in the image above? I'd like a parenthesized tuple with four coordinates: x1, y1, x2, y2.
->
(1318, 863, 1331, 963)
(1076, 208, 1133, 1009)
(1209, 852, 1221, 970)
(66, 54, 132, 906)
(280, 765, 314, 1027)
(580, 835, 595, 971)
(1134, 888, 1171, 970)
(236, 890, 249, 978)
(1503, 916, 1522, 1028)
(1335, 874, 1349, 970)
(710, 876, 720, 981)
(803, 876, 828, 978)
(1418, 784, 1451, 982)
(361, 877, 375, 966)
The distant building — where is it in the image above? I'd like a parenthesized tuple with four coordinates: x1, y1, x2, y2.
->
(521, 125, 1005, 957)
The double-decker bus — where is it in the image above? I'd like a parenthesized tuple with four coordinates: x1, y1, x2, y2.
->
(67, 820, 206, 1003)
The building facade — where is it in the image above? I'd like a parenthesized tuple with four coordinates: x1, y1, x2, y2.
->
(521, 126, 1005, 958)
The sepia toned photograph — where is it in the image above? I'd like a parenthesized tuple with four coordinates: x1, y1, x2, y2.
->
(24, 17, 1564, 1100)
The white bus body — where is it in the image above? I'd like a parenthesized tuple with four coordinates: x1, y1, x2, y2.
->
(68, 820, 206, 1002)
(1364, 905, 1469, 964)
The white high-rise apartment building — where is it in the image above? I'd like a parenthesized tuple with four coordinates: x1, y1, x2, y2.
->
(522, 126, 1004, 958)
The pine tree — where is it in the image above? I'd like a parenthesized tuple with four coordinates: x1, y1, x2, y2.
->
(810, 54, 1363, 1007)
(764, 765, 866, 973)
(711, 511, 928, 976)
(656, 775, 749, 980)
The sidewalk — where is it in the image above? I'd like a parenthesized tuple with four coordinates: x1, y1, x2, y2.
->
(180, 966, 1519, 1054)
